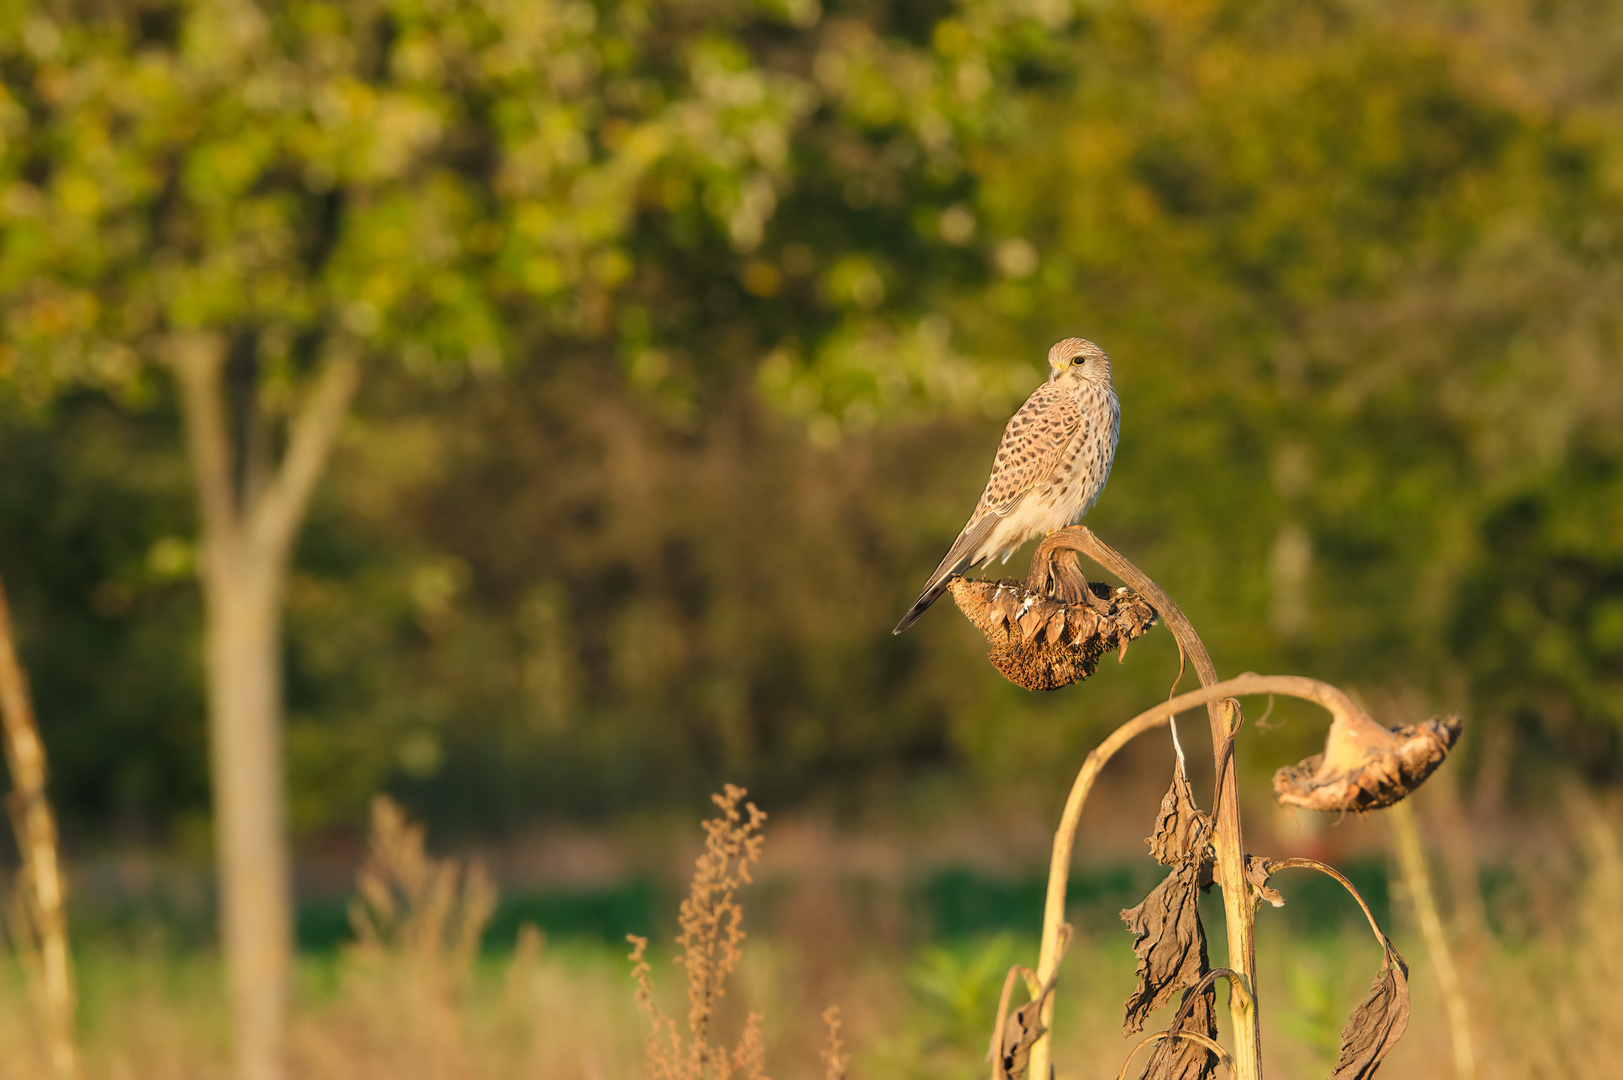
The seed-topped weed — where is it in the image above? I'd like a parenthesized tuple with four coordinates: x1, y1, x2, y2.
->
(628, 785, 770, 1080)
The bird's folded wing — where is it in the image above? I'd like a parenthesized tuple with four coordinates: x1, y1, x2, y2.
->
(928, 389, 1083, 576)
(894, 384, 1086, 633)
(974, 388, 1084, 521)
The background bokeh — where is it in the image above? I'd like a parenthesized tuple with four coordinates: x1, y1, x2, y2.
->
(1, 0, 1621, 1077)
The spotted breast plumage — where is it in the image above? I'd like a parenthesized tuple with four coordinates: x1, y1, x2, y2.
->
(893, 338, 1120, 634)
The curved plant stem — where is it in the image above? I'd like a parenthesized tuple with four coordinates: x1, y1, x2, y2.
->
(987, 967, 1018, 1077)
(1025, 526, 1262, 1080)
(1173, 966, 1252, 1022)
(1025, 656, 1384, 1077)
(1114, 968, 1247, 1080)
(1114, 1031, 1234, 1080)
(0, 572, 77, 1080)
(1268, 858, 1388, 950)
(987, 965, 1035, 1080)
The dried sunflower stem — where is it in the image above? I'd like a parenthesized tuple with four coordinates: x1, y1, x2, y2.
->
(0, 572, 77, 1080)
(1114, 1031, 1234, 1080)
(1267, 858, 1386, 949)
(1027, 660, 1377, 1080)
(1026, 527, 1262, 1080)
(987, 964, 1033, 1080)
(1174, 966, 1253, 1020)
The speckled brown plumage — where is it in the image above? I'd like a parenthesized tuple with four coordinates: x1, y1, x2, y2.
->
(895, 338, 1120, 634)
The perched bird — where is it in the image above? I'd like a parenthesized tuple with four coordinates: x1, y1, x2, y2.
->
(893, 338, 1120, 634)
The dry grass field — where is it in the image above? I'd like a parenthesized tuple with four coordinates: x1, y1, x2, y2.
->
(1, 792, 1619, 1080)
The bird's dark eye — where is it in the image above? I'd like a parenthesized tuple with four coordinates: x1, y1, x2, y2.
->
(1072, 357, 1084, 365)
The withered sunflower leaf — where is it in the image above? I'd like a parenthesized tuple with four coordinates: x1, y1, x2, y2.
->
(1141, 981, 1220, 1080)
(1148, 758, 1209, 867)
(997, 997, 1048, 1080)
(1121, 862, 1209, 1034)
(1245, 855, 1285, 908)
(1331, 940, 1410, 1079)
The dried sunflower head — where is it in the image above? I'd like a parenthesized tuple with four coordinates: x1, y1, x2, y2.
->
(1273, 713, 1462, 813)
(948, 577, 1157, 691)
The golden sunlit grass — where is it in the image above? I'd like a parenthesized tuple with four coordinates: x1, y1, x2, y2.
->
(0, 798, 1618, 1080)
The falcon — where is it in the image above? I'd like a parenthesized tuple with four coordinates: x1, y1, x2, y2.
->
(893, 337, 1120, 634)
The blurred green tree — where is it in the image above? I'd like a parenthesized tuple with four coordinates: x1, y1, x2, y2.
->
(0, 0, 810, 1076)
(948, 0, 1623, 776)
(0, 0, 1619, 997)
(341, 0, 1623, 826)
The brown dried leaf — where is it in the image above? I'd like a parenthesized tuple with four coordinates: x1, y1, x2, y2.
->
(1245, 855, 1284, 908)
(1121, 861, 1209, 1034)
(992, 588, 1022, 625)
(1118, 597, 1154, 637)
(1331, 940, 1410, 1079)
(1038, 597, 1065, 627)
(1017, 599, 1056, 642)
(1147, 759, 1209, 867)
(1067, 605, 1099, 640)
(1142, 982, 1220, 1080)
(1044, 607, 1067, 645)
(997, 997, 1047, 1080)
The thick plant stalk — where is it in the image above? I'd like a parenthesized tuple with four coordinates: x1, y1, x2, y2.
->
(1027, 527, 1260, 1080)
(0, 572, 77, 1080)
(1027, 668, 1382, 1079)
(1026, 706, 1185, 1078)
(1390, 800, 1476, 1080)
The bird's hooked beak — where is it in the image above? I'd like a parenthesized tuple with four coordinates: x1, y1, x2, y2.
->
(1047, 363, 1062, 384)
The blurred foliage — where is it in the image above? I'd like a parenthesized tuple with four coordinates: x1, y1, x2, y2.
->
(0, 0, 815, 397)
(1, 0, 1622, 844)
(903, 933, 1020, 1053)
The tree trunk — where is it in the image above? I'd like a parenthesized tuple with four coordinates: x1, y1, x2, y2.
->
(205, 561, 291, 1080)
(171, 333, 358, 1080)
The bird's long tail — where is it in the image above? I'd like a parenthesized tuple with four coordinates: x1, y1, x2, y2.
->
(894, 521, 995, 634)
(892, 559, 969, 634)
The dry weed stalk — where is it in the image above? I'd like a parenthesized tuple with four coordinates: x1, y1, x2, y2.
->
(303, 795, 497, 1079)
(349, 795, 496, 989)
(820, 1006, 847, 1080)
(0, 571, 77, 1080)
(951, 526, 1463, 1080)
(628, 784, 770, 1080)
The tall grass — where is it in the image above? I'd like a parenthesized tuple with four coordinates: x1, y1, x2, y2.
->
(0, 800, 1617, 1078)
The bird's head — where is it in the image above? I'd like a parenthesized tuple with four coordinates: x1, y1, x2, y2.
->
(1046, 337, 1112, 386)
